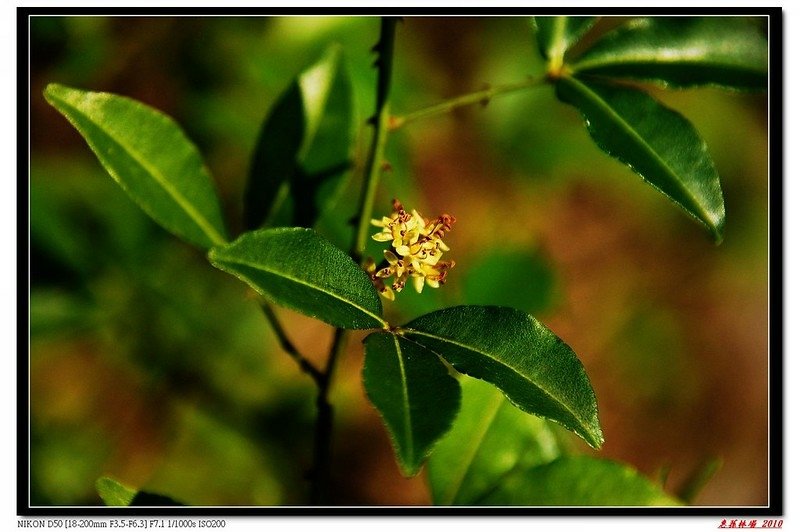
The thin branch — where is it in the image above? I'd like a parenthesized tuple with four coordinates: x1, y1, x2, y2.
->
(389, 75, 547, 130)
(259, 303, 324, 386)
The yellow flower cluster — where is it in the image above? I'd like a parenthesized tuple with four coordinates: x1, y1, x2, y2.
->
(366, 199, 455, 300)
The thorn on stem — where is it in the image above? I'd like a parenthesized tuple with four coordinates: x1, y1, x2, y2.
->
(479, 82, 492, 107)
(387, 115, 402, 130)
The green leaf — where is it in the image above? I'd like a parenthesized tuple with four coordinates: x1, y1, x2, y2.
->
(96, 477, 136, 506)
(401, 306, 603, 449)
(245, 45, 354, 230)
(428, 377, 561, 505)
(363, 332, 461, 476)
(479, 456, 682, 506)
(96, 477, 184, 506)
(555, 75, 725, 242)
(572, 17, 768, 90)
(532, 16, 596, 65)
(43, 83, 228, 249)
(208, 228, 385, 329)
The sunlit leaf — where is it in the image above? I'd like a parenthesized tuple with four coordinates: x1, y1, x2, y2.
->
(208, 228, 385, 329)
(532, 16, 596, 65)
(555, 75, 725, 242)
(401, 306, 603, 449)
(428, 377, 561, 505)
(572, 17, 768, 90)
(96, 477, 184, 506)
(96, 477, 136, 506)
(478, 456, 682, 506)
(363, 332, 461, 476)
(43, 84, 228, 249)
(244, 45, 354, 230)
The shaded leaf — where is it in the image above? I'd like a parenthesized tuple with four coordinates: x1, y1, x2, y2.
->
(428, 377, 561, 505)
(401, 306, 603, 449)
(208, 228, 385, 329)
(363, 332, 461, 476)
(129, 492, 184, 506)
(555, 75, 725, 242)
(43, 84, 228, 249)
(245, 45, 354, 230)
(572, 17, 768, 90)
(532, 16, 596, 64)
(479, 456, 682, 506)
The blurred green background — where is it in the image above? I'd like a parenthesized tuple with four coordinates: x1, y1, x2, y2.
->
(28, 16, 769, 505)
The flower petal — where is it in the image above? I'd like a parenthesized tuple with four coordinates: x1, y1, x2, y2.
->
(413, 275, 425, 294)
(372, 232, 393, 242)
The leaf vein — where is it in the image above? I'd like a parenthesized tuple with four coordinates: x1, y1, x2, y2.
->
(403, 329, 589, 433)
(392, 335, 415, 465)
(562, 76, 711, 227)
(211, 255, 386, 326)
(54, 94, 226, 246)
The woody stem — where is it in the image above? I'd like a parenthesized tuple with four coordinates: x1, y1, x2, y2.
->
(352, 18, 398, 265)
(308, 17, 399, 506)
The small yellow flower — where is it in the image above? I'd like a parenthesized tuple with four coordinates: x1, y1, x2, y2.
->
(368, 199, 455, 299)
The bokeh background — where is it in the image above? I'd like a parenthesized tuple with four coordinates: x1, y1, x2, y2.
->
(28, 16, 769, 506)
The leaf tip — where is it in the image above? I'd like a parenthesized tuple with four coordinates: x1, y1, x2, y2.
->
(95, 476, 136, 506)
(711, 220, 725, 246)
(399, 460, 423, 478)
(42, 82, 65, 104)
(588, 429, 605, 450)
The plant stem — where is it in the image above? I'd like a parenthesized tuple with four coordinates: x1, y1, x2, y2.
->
(351, 17, 398, 265)
(389, 75, 547, 130)
(306, 18, 399, 505)
(308, 328, 348, 505)
(259, 303, 323, 386)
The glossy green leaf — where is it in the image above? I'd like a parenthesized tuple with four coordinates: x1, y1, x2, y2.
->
(479, 456, 682, 506)
(363, 332, 461, 476)
(245, 45, 354, 230)
(428, 377, 561, 505)
(401, 306, 603, 449)
(208, 228, 385, 329)
(555, 76, 725, 242)
(96, 477, 184, 506)
(532, 16, 596, 64)
(43, 84, 228, 249)
(572, 17, 768, 90)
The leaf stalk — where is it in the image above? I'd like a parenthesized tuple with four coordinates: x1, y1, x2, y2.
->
(389, 75, 547, 130)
